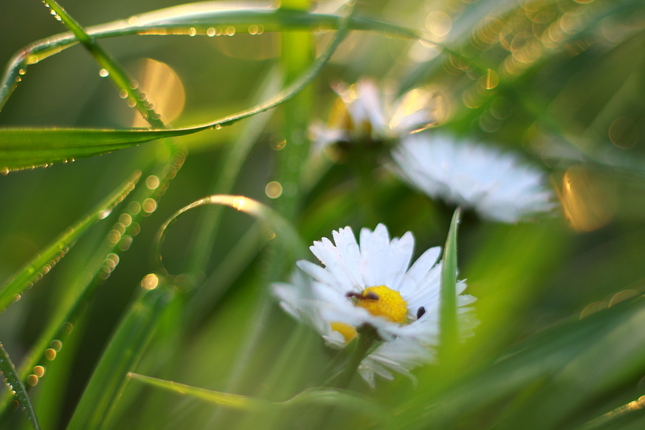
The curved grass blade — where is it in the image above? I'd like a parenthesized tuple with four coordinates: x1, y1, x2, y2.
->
(439, 207, 461, 364)
(43, 0, 163, 128)
(0, 6, 419, 108)
(66, 284, 174, 430)
(0, 5, 353, 173)
(0, 343, 40, 430)
(0, 170, 141, 313)
(154, 194, 308, 276)
(128, 372, 392, 423)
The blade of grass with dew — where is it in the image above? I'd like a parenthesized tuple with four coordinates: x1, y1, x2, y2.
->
(0, 142, 186, 420)
(43, 0, 164, 128)
(127, 372, 392, 425)
(0, 170, 140, 313)
(0, 7, 352, 172)
(0, 6, 419, 109)
(439, 208, 461, 365)
(66, 281, 174, 430)
(0, 343, 39, 430)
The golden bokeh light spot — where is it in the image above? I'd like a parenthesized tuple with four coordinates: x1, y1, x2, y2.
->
(141, 273, 159, 290)
(425, 11, 452, 40)
(560, 165, 616, 232)
(131, 58, 185, 127)
(265, 181, 283, 199)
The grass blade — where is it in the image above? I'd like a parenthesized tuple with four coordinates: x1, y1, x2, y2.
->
(0, 5, 351, 173)
(0, 171, 140, 313)
(43, 0, 164, 128)
(128, 372, 391, 421)
(0, 6, 419, 109)
(66, 284, 174, 430)
(0, 343, 40, 430)
(154, 195, 308, 276)
(439, 207, 461, 364)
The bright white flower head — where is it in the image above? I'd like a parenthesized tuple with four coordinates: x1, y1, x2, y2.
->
(310, 78, 438, 154)
(392, 132, 555, 223)
(272, 224, 477, 387)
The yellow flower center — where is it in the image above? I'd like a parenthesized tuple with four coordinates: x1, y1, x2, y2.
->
(330, 322, 358, 343)
(352, 285, 408, 324)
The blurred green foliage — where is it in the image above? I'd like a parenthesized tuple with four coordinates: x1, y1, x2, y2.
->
(1, 0, 645, 429)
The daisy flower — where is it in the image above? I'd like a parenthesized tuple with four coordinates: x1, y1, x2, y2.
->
(310, 78, 438, 154)
(392, 132, 555, 223)
(272, 224, 477, 387)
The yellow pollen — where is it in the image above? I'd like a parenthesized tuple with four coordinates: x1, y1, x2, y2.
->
(331, 322, 358, 343)
(354, 286, 408, 323)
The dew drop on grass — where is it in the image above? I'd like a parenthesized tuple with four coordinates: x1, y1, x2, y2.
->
(207, 27, 216, 37)
(45, 348, 57, 361)
(119, 89, 128, 99)
(99, 68, 109, 77)
(226, 26, 236, 36)
(1, 167, 9, 175)
(188, 27, 197, 37)
(18, 69, 26, 75)
(215, 124, 222, 130)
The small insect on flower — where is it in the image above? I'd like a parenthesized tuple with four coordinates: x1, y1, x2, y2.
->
(272, 224, 478, 386)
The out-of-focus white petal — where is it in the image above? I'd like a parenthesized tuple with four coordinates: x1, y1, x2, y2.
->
(393, 132, 556, 223)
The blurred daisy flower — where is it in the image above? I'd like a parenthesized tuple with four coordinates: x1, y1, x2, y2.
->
(272, 224, 477, 387)
(310, 78, 440, 155)
(392, 132, 555, 223)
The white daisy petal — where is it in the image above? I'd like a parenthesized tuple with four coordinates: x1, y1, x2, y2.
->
(272, 224, 478, 386)
(393, 132, 555, 223)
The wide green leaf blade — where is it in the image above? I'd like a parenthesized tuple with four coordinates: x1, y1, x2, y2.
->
(0, 171, 140, 312)
(0, 343, 40, 430)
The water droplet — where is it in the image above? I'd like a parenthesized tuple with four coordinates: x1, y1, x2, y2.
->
(18, 69, 26, 75)
(99, 69, 109, 77)
(45, 348, 57, 361)
(215, 124, 222, 130)
(99, 208, 112, 219)
(26, 375, 39, 386)
(188, 27, 197, 37)
(62, 322, 73, 335)
(249, 25, 259, 35)
(119, 89, 128, 99)
(141, 198, 157, 214)
(119, 213, 133, 227)
(33, 366, 45, 378)
(0, 167, 9, 175)
(145, 175, 160, 190)
(141, 273, 159, 290)
(15, 77, 21, 82)
(50, 9, 56, 15)
(207, 27, 216, 37)
(226, 26, 235, 36)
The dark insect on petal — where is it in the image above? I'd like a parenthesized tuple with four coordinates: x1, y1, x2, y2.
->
(417, 306, 426, 319)
(364, 291, 379, 300)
